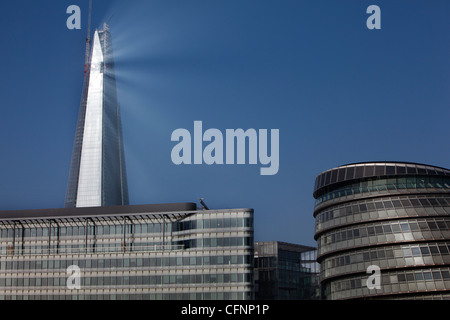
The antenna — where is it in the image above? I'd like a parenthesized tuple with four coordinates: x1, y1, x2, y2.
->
(84, 0, 92, 76)
(199, 198, 210, 211)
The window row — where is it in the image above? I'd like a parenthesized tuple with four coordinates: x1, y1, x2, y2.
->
(0, 272, 253, 287)
(323, 242, 450, 270)
(254, 257, 319, 274)
(315, 164, 450, 191)
(316, 195, 450, 225)
(256, 269, 316, 286)
(315, 176, 450, 206)
(174, 217, 252, 232)
(0, 254, 253, 271)
(0, 217, 253, 240)
(0, 236, 254, 256)
(0, 242, 168, 256)
(319, 218, 450, 246)
(0, 291, 252, 301)
(330, 268, 450, 293)
(179, 236, 253, 249)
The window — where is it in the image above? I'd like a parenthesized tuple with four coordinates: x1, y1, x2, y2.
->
(420, 246, 430, 256)
(423, 272, 432, 281)
(400, 223, 410, 232)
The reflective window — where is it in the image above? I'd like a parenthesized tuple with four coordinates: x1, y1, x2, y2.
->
(315, 176, 450, 206)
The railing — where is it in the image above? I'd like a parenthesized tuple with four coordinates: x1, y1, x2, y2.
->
(0, 244, 185, 257)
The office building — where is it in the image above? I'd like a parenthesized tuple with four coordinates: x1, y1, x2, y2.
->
(254, 241, 319, 300)
(313, 162, 450, 299)
(0, 204, 254, 300)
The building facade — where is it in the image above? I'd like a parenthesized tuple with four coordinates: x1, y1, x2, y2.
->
(0, 204, 254, 300)
(254, 241, 319, 300)
(65, 23, 128, 208)
(313, 162, 450, 300)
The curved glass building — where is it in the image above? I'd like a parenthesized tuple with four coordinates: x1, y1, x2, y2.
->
(313, 162, 450, 300)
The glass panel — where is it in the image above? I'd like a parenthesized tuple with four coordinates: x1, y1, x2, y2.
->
(364, 166, 374, 177)
(355, 166, 364, 179)
(325, 171, 331, 185)
(407, 166, 417, 174)
(386, 166, 396, 175)
(346, 167, 355, 180)
(375, 166, 385, 176)
(338, 168, 346, 182)
(397, 166, 406, 174)
(331, 170, 338, 184)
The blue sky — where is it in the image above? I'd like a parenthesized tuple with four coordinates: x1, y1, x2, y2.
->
(0, 0, 449, 246)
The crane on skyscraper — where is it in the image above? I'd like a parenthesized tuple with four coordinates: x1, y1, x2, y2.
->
(84, 0, 92, 77)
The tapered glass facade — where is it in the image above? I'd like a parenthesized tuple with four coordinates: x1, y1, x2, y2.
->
(65, 23, 128, 208)
(313, 162, 450, 300)
(0, 204, 254, 300)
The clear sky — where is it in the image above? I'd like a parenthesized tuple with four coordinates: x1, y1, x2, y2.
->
(0, 0, 449, 246)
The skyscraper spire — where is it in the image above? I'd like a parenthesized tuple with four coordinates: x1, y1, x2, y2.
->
(65, 23, 129, 208)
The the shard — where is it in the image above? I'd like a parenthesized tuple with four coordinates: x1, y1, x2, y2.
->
(65, 23, 129, 208)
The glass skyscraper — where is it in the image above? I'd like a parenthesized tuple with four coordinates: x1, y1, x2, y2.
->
(65, 23, 128, 208)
